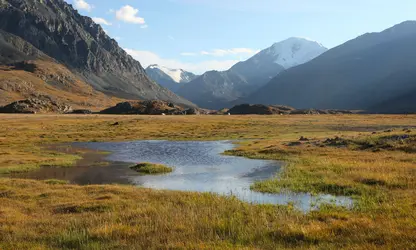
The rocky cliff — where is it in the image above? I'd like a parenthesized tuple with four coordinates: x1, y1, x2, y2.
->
(0, 0, 194, 107)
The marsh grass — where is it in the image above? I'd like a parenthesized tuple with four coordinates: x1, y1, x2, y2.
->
(43, 179, 70, 185)
(130, 162, 173, 174)
(0, 147, 81, 174)
(0, 114, 415, 248)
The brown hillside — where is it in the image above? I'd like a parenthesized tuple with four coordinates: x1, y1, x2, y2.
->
(0, 60, 123, 110)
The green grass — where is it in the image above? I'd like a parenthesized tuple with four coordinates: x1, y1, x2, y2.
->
(0, 155, 81, 175)
(130, 162, 173, 174)
(43, 179, 70, 185)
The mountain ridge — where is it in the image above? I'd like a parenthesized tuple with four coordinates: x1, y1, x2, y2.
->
(145, 64, 198, 92)
(0, 0, 195, 107)
(241, 21, 416, 112)
(177, 37, 327, 109)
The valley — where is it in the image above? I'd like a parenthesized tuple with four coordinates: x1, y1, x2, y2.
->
(0, 0, 415, 249)
(0, 114, 415, 248)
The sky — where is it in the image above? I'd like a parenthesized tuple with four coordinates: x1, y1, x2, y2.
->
(70, 0, 416, 74)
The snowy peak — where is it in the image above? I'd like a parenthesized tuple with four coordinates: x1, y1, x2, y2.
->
(259, 37, 328, 69)
(147, 64, 195, 83)
(146, 65, 198, 93)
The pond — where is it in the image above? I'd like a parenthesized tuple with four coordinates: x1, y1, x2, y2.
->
(11, 140, 352, 211)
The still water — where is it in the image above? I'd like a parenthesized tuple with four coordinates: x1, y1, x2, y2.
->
(12, 140, 352, 211)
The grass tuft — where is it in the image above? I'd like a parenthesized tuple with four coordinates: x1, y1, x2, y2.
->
(43, 179, 70, 185)
(130, 162, 173, 174)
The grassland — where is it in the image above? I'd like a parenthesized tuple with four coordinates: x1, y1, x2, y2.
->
(0, 114, 415, 249)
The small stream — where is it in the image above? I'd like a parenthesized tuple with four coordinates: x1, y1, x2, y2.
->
(10, 140, 352, 211)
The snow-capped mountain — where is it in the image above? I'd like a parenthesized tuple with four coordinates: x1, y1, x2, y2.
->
(146, 65, 198, 93)
(147, 65, 197, 83)
(251, 37, 328, 69)
(177, 38, 327, 109)
(243, 21, 416, 112)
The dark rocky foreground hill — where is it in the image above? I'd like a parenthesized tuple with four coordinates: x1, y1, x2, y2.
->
(0, 0, 194, 107)
(100, 100, 206, 115)
(228, 104, 354, 115)
(228, 104, 295, 115)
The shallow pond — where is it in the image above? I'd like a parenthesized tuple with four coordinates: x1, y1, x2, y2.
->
(11, 140, 352, 211)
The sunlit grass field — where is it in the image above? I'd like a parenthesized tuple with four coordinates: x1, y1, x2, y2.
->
(0, 114, 415, 249)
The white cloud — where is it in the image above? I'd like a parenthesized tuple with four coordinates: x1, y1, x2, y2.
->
(92, 17, 112, 26)
(116, 5, 145, 24)
(74, 0, 93, 12)
(140, 24, 149, 29)
(124, 49, 238, 74)
(200, 48, 259, 57)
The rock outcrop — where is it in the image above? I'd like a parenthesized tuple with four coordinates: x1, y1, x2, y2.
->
(100, 100, 185, 115)
(0, 96, 72, 113)
(228, 104, 295, 115)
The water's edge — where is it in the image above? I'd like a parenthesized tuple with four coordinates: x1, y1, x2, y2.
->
(7, 141, 353, 211)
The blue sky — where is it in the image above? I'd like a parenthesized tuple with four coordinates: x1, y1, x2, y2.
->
(71, 0, 416, 73)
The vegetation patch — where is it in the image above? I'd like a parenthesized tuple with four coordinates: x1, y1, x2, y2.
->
(43, 179, 70, 185)
(53, 202, 112, 214)
(130, 162, 173, 174)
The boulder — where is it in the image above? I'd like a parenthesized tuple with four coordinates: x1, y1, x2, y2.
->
(184, 108, 200, 115)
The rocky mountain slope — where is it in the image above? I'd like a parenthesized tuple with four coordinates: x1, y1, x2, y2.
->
(145, 65, 197, 92)
(243, 21, 416, 113)
(0, 0, 194, 107)
(177, 38, 327, 109)
(0, 29, 123, 109)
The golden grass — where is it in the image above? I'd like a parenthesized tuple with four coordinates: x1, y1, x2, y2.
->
(0, 114, 415, 249)
(0, 60, 124, 110)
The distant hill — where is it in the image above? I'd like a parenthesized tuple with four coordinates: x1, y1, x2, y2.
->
(145, 65, 198, 92)
(242, 21, 416, 113)
(0, 0, 194, 107)
(177, 37, 327, 109)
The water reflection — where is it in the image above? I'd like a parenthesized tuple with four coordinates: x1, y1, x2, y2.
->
(10, 140, 353, 211)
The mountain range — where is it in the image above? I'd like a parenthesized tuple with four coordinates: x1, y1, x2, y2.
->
(0, 0, 414, 114)
(0, 0, 194, 108)
(241, 21, 416, 113)
(176, 38, 327, 109)
(145, 65, 198, 92)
